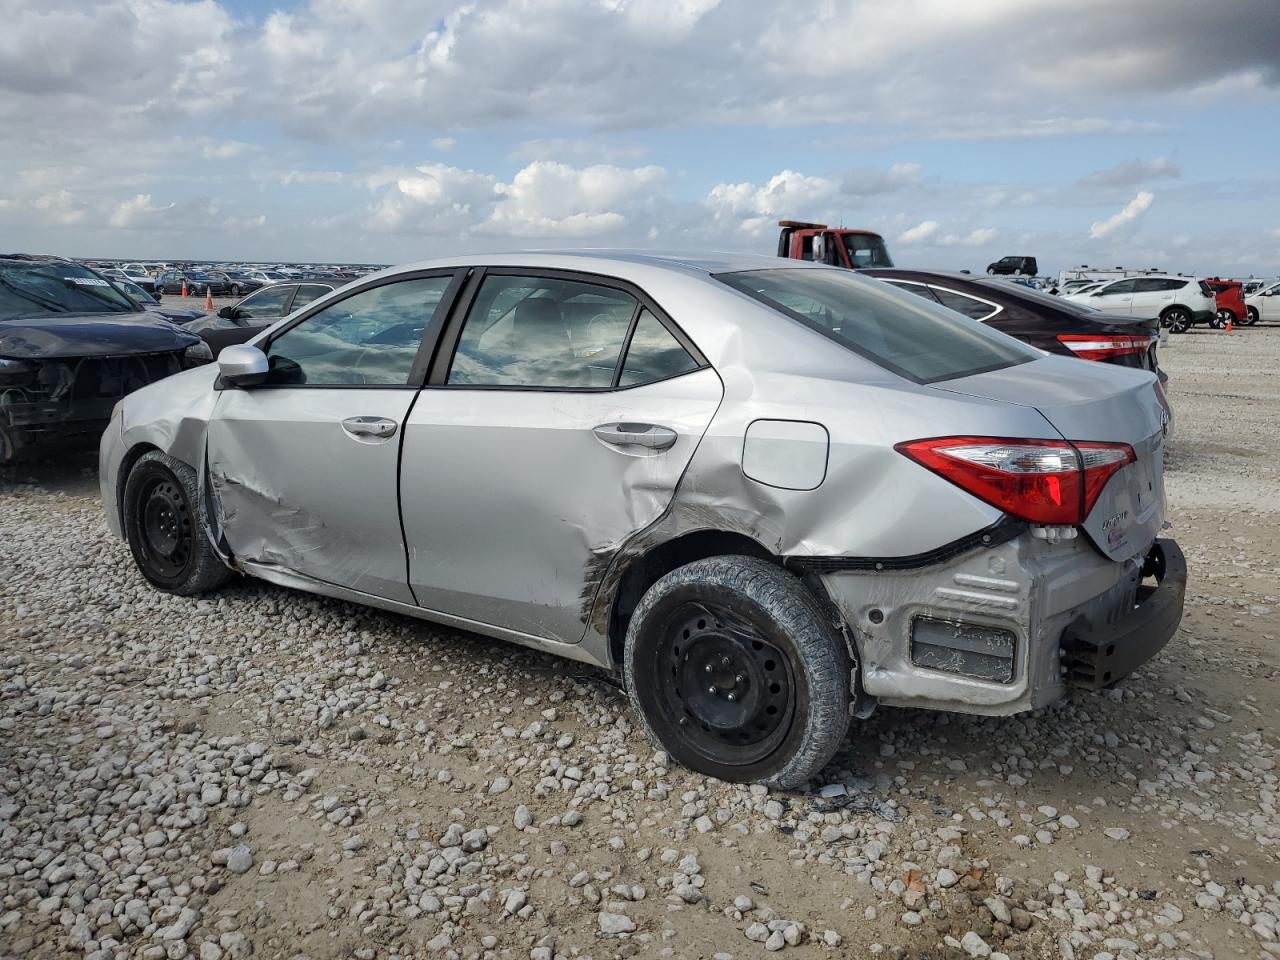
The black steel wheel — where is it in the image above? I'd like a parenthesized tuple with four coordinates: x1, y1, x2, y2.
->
(624, 556, 852, 787)
(1163, 307, 1192, 334)
(123, 451, 231, 595)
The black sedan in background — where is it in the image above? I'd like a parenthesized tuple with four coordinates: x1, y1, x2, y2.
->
(184, 279, 348, 357)
(862, 269, 1164, 378)
(205, 271, 264, 297)
(154, 270, 230, 296)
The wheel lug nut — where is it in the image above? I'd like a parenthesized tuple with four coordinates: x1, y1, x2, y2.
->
(721, 656, 731, 667)
(707, 686, 717, 695)
(734, 674, 744, 683)
(704, 663, 713, 673)
(726, 692, 737, 702)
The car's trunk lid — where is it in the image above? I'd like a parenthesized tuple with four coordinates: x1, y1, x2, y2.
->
(934, 355, 1167, 562)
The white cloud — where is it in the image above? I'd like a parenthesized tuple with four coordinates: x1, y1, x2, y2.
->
(431, 137, 457, 151)
(898, 220, 940, 244)
(1079, 157, 1181, 188)
(1090, 191, 1155, 239)
(109, 194, 177, 230)
(279, 170, 347, 186)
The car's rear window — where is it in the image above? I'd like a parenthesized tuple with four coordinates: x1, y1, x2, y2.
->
(717, 268, 1035, 384)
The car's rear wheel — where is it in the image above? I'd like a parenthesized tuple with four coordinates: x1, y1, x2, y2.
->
(231, 285, 241, 296)
(123, 451, 231, 595)
(1246, 306, 1260, 325)
(1163, 306, 1192, 333)
(1211, 309, 1232, 329)
(624, 556, 851, 788)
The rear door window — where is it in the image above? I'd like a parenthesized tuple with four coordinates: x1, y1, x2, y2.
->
(618, 309, 699, 386)
(928, 287, 1000, 321)
(883, 280, 942, 304)
(237, 285, 295, 319)
(447, 274, 638, 388)
(717, 268, 1034, 384)
(291, 284, 332, 311)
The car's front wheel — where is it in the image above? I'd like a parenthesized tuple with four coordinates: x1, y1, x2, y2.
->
(1163, 306, 1192, 333)
(230, 285, 241, 296)
(1246, 306, 1260, 325)
(123, 451, 231, 595)
(624, 556, 852, 788)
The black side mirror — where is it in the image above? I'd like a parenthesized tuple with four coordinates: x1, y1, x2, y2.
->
(217, 306, 235, 319)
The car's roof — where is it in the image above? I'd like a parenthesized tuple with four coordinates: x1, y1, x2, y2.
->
(385, 250, 817, 280)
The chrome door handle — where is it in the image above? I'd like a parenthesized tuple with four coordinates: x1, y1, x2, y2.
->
(593, 422, 678, 450)
(342, 416, 398, 439)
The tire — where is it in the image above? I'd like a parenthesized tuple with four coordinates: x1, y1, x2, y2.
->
(1211, 310, 1231, 330)
(623, 556, 852, 788)
(231, 285, 241, 297)
(1246, 306, 1259, 326)
(1162, 306, 1192, 334)
(122, 451, 231, 595)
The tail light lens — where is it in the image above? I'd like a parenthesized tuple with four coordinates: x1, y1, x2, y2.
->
(895, 436, 1135, 524)
(1056, 333, 1155, 361)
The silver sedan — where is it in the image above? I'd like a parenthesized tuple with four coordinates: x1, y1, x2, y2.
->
(100, 252, 1186, 787)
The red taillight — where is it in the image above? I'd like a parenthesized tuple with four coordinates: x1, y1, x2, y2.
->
(895, 436, 1135, 525)
(1056, 333, 1155, 361)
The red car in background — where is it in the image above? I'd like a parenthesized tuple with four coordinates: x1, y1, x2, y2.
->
(1205, 278, 1246, 328)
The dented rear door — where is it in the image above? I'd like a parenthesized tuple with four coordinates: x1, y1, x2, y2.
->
(400, 368, 722, 642)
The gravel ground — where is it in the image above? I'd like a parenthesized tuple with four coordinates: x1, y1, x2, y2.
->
(1, 325, 1277, 960)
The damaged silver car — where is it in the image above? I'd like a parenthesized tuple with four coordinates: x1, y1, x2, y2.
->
(100, 253, 1186, 787)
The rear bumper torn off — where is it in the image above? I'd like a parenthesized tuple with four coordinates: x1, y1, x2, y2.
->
(1059, 539, 1186, 689)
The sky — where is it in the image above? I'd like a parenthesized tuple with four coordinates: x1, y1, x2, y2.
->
(1, 0, 1279, 277)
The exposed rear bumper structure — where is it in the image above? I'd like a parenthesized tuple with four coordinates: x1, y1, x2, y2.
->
(816, 532, 1186, 717)
(1059, 539, 1186, 689)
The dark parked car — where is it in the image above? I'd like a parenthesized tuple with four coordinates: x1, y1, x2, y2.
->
(986, 255, 1038, 276)
(185, 280, 346, 357)
(863, 269, 1165, 378)
(155, 270, 229, 296)
(0, 255, 201, 462)
(205, 271, 264, 297)
(115, 279, 208, 325)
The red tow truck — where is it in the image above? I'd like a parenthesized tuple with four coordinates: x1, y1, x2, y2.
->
(776, 221, 894, 269)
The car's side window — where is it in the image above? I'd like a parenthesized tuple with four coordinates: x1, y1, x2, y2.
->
(618, 309, 699, 387)
(928, 287, 998, 321)
(885, 280, 942, 304)
(448, 275, 638, 389)
(237, 285, 294, 319)
(265, 276, 453, 387)
(1101, 279, 1137, 295)
(291, 284, 331, 311)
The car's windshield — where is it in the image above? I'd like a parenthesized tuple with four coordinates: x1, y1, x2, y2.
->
(261, 271, 285, 280)
(118, 279, 157, 303)
(717, 268, 1035, 384)
(0, 261, 142, 319)
(841, 233, 894, 268)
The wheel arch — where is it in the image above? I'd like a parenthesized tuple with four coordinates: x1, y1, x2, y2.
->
(605, 529, 775, 667)
(116, 441, 162, 530)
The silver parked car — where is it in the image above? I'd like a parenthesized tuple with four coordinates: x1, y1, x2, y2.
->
(99, 253, 1185, 787)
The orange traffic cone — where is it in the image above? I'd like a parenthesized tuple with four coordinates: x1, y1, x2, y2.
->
(204, 287, 214, 312)
(1226, 312, 1233, 333)
(181, 279, 188, 298)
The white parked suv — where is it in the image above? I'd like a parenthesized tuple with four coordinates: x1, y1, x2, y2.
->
(1065, 275, 1216, 333)
(1245, 280, 1280, 326)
